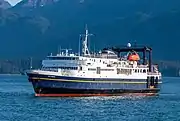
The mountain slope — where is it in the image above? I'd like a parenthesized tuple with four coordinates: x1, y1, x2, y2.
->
(14, 0, 59, 8)
(0, 0, 11, 9)
(0, 0, 180, 60)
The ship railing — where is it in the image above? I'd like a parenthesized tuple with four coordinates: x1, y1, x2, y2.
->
(137, 65, 148, 68)
(120, 65, 148, 68)
(84, 54, 118, 59)
(147, 72, 161, 75)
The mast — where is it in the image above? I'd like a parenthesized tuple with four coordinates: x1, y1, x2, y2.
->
(58, 45, 61, 54)
(78, 35, 81, 56)
(81, 24, 93, 56)
(30, 57, 32, 70)
(59, 46, 61, 54)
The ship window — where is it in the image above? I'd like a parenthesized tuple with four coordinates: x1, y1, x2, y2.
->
(135, 69, 137, 73)
(100, 60, 101, 62)
(143, 69, 146, 73)
(117, 68, 120, 74)
(88, 68, 96, 71)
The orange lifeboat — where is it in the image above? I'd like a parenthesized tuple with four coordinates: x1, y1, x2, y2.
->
(127, 52, 140, 61)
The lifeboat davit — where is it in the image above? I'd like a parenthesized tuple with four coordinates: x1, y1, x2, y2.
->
(127, 52, 140, 61)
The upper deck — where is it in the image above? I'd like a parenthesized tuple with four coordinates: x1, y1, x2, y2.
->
(104, 43, 153, 72)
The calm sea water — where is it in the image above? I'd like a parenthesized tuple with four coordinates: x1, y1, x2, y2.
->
(0, 75, 179, 121)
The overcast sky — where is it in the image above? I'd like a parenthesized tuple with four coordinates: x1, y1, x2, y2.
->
(5, 0, 22, 6)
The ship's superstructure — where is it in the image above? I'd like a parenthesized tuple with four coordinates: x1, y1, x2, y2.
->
(26, 25, 162, 97)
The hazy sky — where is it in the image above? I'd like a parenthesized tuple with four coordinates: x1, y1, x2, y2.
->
(5, 0, 22, 6)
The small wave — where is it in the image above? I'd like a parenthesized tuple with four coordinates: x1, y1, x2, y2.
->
(0, 91, 34, 98)
(159, 93, 178, 96)
(71, 95, 151, 101)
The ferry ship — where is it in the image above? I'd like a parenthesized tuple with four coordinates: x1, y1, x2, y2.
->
(26, 25, 162, 97)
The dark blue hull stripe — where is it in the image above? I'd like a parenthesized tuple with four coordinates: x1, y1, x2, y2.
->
(31, 79, 161, 90)
(33, 87, 160, 95)
(30, 77, 152, 84)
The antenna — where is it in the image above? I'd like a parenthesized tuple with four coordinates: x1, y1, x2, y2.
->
(78, 35, 82, 56)
(30, 57, 32, 70)
(60, 46, 61, 55)
(93, 43, 96, 57)
(134, 40, 137, 47)
(58, 45, 61, 54)
(80, 24, 94, 56)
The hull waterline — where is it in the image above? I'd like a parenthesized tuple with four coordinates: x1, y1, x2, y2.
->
(35, 93, 158, 97)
